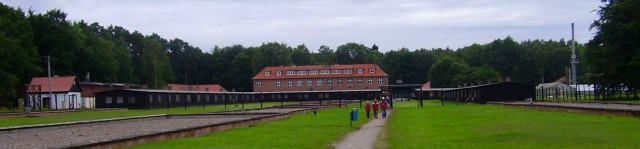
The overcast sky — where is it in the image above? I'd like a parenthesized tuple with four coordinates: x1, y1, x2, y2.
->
(3, 0, 602, 52)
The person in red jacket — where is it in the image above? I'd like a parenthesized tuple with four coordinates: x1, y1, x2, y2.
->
(365, 101, 371, 118)
(381, 100, 388, 118)
(372, 99, 379, 118)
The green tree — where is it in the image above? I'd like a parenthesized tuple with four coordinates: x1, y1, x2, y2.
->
(28, 9, 81, 76)
(335, 43, 370, 64)
(291, 44, 313, 65)
(140, 37, 172, 89)
(454, 65, 501, 85)
(429, 56, 469, 88)
(313, 45, 336, 65)
(0, 3, 41, 106)
(587, 0, 640, 90)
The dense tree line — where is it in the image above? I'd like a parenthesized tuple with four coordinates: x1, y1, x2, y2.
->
(586, 0, 640, 91)
(4, 2, 631, 107)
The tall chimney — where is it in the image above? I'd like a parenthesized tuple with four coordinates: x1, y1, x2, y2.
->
(570, 23, 579, 85)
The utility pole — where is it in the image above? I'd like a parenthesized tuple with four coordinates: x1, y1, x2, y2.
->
(570, 23, 579, 85)
(47, 56, 54, 110)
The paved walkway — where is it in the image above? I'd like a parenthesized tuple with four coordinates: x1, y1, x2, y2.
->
(334, 110, 392, 149)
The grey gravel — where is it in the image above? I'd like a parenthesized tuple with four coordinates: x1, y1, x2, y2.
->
(0, 108, 312, 149)
(504, 101, 640, 111)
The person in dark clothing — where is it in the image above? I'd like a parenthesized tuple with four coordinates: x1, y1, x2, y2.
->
(372, 99, 379, 118)
(365, 101, 371, 118)
(381, 100, 388, 118)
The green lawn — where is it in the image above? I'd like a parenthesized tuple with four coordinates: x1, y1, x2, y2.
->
(0, 102, 296, 128)
(129, 104, 371, 149)
(384, 100, 640, 148)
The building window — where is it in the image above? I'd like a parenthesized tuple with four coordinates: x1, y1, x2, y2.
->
(176, 95, 180, 102)
(307, 80, 313, 86)
(347, 78, 353, 85)
(310, 70, 318, 75)
(332, 70, 340, 74)
(378, 78, 384, 84)
(275, 80, 282, 86)
(128, 96, 136, 103)
(256, 81, 262, 87)
(287, 80, 293, 86)
(276, 71, 282, 76)
(369, 68, 376, 73)
(321, 70, 330, 74)
(298, 70, 306, 75)
(287, 71, 295, 75)
(106, 96, 112, 104)
(357, 78, 363, 85)
(344, 69, 352, 74)
(327, 79, 333, 86)
(357, 68, 363, 74)
(368, 78, 373, 84)
(297, 80, 303, 86)
(337, 79, 343, 85)
(117, 96, 124, 104)
(317, 79, 323, 86)
(264, 71, 271, 76)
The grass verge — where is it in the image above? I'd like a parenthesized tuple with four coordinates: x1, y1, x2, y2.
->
(129, 104, 371, 149)
(386, 100, 640, 148)
(0, 102, 296, 128)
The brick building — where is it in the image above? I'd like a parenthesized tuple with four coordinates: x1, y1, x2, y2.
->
(252, 64, 388, 92)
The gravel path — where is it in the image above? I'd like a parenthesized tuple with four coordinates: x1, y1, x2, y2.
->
(0, 115, 260, 149)
(505, 101, 640, 111)
(0, 107, 311, 149)
(334, 110, 392, 149)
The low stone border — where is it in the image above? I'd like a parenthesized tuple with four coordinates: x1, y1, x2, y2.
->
(0, 107, 318, 149)
(0, 108, 127, 118)
(491, 102, 640, 117)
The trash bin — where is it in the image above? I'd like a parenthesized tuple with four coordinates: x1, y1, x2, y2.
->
(351, 108, 358, 121)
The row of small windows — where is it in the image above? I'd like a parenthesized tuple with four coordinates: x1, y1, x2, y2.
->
(264, 68, 376, 76)
(105, 94, 244, 104)
(255, 78, 384, 87)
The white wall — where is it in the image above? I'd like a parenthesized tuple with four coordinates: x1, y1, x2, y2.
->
(28, 92, 82, 109)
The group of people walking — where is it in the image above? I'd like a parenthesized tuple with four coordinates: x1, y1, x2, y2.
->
(364, 98, 389, 119)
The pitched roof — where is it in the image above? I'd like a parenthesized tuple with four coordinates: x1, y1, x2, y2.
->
(252, 64, 388, 80)
(421, 82, 432, 90)
(164, 84, 227, 92)
(29, 76, 79, 92)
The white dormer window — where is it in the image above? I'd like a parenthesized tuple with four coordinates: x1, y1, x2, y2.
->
(310, 70, 318, 75)
(344, 70, 352, 74)
(287, 71, 295, 75)
(298, 70, 306, 75)
(276, 71, 282, 76)
(264, 71, 271, 76)
(321, 70, 330, 74)
(369, 68, 376, 73)
(331, 70, 340, 74)
(357, 68, 363, 74)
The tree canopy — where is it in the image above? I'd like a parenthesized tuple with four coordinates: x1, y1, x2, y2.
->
(586, 0, 640, 90)
(3, 2, 621, 107)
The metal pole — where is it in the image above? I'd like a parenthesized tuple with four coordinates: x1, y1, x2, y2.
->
(47, 56, 55, 110)
(570, 23, 579, 85)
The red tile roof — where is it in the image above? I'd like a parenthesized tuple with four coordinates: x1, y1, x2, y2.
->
(164, 84, 227, 92)
(421, 82, 431, 90)
(29, 76, 78, 92)
(252, 64, 388, 80)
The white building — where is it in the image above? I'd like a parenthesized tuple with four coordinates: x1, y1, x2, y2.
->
(27, 76, 83, 109)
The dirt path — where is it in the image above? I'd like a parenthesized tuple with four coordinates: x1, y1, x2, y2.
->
(334, 110, 392, 149)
